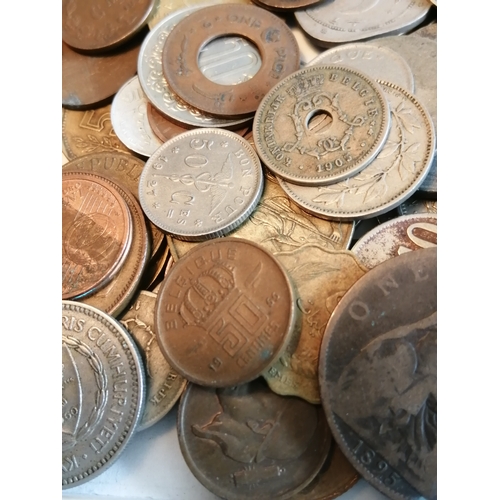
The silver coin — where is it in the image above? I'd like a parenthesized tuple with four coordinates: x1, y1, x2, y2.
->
(137, 7, 252, 129)
(418, 150, 437, 197)
(308, 44, 415, 93)
(398, 196, 437, 216)
(62, 301, 146, 489)
(110, 76, 163, 157)
(279, 81, 436, 221)
(138, 128, 264, 240)
(295, 0, 432, 46)
(351, 213, 437, 268)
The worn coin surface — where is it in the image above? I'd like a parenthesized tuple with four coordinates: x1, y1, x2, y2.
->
(62, 171, 133, 300)
(155, 238, 297, 387)
(119, 290, 187, 431)
(279, 81, 435, 220)
(62, 0, 155, 52)
(162, 4, 300, 117)
(251, 0, 323, 10)
(319, 248, 437, 500)
(62, 301, 145, 489)
(177, 378, 331, 499)
(139, 129, 264, 241)
(253, 65, 391, 186)
(397, 196, 437, 216)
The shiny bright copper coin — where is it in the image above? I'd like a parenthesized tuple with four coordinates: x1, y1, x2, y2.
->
(155, 238, 297, 387)
(62, 171, 133, 300)
(162, 4, 300, 117)
(62, 0, 155, 52)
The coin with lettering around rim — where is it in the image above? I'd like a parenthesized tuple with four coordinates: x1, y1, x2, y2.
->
(62, 171, 133, 300)
(319, 247, 437, 500)
(139, 128, 264, 241)
(62, 300, 146, 489)
(155, 238, 298, 388)
(177, 378, 331, 499)
(253, 65, 391, 186)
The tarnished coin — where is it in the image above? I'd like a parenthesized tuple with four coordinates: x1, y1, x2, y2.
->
(279, 81, 435, 220)
(62, 0, 155, 52)
(253, 66, 391, 186)
(178, 378, 331, 499)
(139, 129, 264, 241)
(251, 0, 323, 10)
(295, 0, 432, 46)
(398, 196, 437, 216)
(409, 21, 437, 41)
(319, 248, 437, 500)
(308, 44, 415, 93)
(62, 171, 133, 300)
(162, 4, 301, 117)
(119, 290, 187, 431)
(155, 238, 297, 387)
(111, 76, 164, 158)
(351, 213, 437, 269)
(62, 301, 145, 489)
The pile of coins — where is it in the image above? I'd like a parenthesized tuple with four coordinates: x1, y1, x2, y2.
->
(62, 1, 437, 499)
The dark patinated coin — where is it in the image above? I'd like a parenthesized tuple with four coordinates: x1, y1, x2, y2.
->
(319, 248, 437, 500)
(178, 378, 331, 499)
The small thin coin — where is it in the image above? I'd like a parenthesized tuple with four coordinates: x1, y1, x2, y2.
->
(62, 301, 145, 489)
(155, 238, 297, 387)
(139, 129, 264, 241)
(253, 65, 391, 186)
(62, 171, 133, 300)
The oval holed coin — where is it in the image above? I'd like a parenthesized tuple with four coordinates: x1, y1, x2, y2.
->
(155, 238, 297, 387)
(161, 4, 300, 117)
(319, 247, 437, 500)
(253, 65, 391, 186)
(62, 301, 146, 489)
(139, 128, 264, 241)
(177, 378, 331, 499)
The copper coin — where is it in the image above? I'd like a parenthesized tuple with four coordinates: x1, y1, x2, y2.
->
(177, 378, 331, 499)
(62, 0, 155, 52)
(62, 36, 142, 110)
(62, 171, 133, 300)
(155, 238, 297, 387)
(162, 4, 300, 117)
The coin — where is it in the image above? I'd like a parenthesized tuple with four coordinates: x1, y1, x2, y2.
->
(177, 378, 331, 499)
(397, 196, 437, 216)
(62, 171, 133, 300)
(155, 238, 297, 387)
(147, 103, 194, 143)
(139, 128, 264, 241)
(253, 65, 391, 186)
(62, 0, 155, 52)
(319, 247, 437, 500)
(279, 81, 436, 220)
(162, 4, 300, 117)
(418, 152, 437, 198)
(62, 301, 145, 489)
(251, 0, 322, 10)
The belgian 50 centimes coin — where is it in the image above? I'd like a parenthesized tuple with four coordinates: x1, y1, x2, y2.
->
(139, 128, 264, 241)
(319, 248, 437, 500)
(62, 301, 146, 489)
(253, 65, 391, 186)
(155, 238, 297, 387)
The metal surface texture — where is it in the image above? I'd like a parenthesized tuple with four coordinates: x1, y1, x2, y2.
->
(251, 0, 323, 11)
(397, 196, 437, 216)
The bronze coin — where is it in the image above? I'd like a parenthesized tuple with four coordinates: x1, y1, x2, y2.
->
(62, 36, 142, 110)
(319, 248, 437, 500)
(162, 4, 300, 117)
(177, 378, 331, 499)
(62, 0, 155, 52)
(155, 238, 297, 387)
(62, 171, 133, 300)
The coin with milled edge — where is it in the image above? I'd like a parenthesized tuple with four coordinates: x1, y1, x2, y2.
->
(319, 248, 437, 500)
(155, 238, 297, 387)
(279, 81, 435, 220)
(253, 65, 391, 186)
(139, 129, 264, 241)
(62, 301, 145, 489)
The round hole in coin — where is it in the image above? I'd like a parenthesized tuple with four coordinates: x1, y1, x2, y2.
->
(306, 109, 334, 133)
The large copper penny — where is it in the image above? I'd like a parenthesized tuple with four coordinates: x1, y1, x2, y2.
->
(162, 4, 300, 117)
(155, 238, 297, 387)
(177, 378, 331, 499)
(62, 171, 133, 300)
(319, 248, 437, 500)
(62, 0, 155, 52)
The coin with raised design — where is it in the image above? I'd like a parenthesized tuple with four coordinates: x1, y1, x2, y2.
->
(397, 196, 437, 216)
